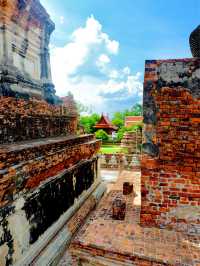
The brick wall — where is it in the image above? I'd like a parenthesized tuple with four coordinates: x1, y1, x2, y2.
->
(0, 96, 100, 265)
(141, 58, 200, 235)
(0, 97, 77, 143)
(0, 134, 100, 208)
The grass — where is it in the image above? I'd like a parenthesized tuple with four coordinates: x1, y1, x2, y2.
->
(100, 144, 128, 154)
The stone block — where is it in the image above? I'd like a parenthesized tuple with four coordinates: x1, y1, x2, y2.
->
(112, 196, 126, 220)
(123, 182, 133, 195)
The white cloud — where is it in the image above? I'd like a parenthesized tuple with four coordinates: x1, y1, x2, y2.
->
(59, 16, 65, 24)
(98, 72, 142, 95)
(50, 15, 142, 114)
(51, 15, 120, 93)
(123, 66, 131, 75)
(108, 70, 119, 79)
(100, 32, 119, 54)
(126, 74, 143, 94)
(96, 54, 110, 71)
(106, 38, 119, 54)
(72, 15, 102, 45)
(98, 54, 110, 64)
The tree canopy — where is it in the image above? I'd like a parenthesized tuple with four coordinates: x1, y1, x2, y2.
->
(111, 103, 142, 129)
(79, 113, 100, 134)
(78, 103, 143, 138)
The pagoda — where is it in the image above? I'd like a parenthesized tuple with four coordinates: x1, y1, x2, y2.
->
(94, 114, 118, 135)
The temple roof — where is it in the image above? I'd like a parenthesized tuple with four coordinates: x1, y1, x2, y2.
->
(94, 114, 118, 130)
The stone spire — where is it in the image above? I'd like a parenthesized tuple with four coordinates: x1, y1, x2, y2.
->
(0, 0, 58, 103)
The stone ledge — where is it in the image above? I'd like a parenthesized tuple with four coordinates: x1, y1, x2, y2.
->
(0, 134, 96, 155)
(0, 134, 101, 208)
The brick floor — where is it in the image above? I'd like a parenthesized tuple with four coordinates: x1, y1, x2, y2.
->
(69, 171, 200, 266)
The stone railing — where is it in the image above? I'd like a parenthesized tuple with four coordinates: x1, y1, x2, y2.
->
(100, 153, 141, 170)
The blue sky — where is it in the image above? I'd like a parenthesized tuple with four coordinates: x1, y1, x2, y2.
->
(41, 0, 200, 114)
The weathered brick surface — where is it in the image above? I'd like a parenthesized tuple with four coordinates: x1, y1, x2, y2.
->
(0, 97, 77, 143)
(23, 157, 99, 244)
(0, 1, 101, 265)
(0, 134, 100, 207)
(141, 58, 200, 235)
(0, 94, 100, 264)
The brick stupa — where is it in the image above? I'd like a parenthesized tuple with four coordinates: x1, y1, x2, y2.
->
(0, 1, 104, 265)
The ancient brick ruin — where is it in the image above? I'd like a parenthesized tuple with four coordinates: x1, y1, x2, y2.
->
(141, 58, 200, 235)
(121, 129, 142, 154)
(1, 1, 200, 265)
(0, 1, 103, 265)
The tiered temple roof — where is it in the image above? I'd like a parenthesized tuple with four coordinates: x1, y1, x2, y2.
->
(94, 114, 118, 134)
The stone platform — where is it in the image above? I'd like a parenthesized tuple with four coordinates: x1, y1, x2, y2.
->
(69, 171, 200, 266)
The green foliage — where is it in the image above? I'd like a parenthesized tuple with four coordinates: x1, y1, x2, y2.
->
(100, 144, 128, 154)
(78, 103, 143, 136)
(95, 129, 109, 141)
(116, 127, 127, 142)
(112, 116, 124, 128)
(116, 125, 142, 142)
(111, 104, 143, 130)
(130, 103, 143, 116)
(79, 113, 100, 133)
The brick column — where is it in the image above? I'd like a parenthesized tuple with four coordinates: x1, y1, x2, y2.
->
(141, 58, 200, 235)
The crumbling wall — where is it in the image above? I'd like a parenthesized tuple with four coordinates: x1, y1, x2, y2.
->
(0, 134, 100, 207)
(0, 97, 77, 143)
(0, 158, 99, 265)
(0, 1, 102, 265)
(141, 58, 200, 235)
(0, 134, 100, 265)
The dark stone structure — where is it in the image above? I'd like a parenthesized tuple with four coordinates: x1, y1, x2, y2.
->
(190, 25, 200, 57)
(123, 182, 133, 195)
(112, 196, 126, 220)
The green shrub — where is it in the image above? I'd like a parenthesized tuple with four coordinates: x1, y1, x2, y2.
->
(95, 129, 109, 141)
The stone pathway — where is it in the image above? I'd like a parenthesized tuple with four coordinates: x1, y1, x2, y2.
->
(100, 169, 119, 183)
(69, 171, 200, 265)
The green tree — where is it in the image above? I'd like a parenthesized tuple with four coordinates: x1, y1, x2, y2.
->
(79, 113, 100, 133)
(112, 117, 123, 128)
(112, 104, 143, 130)
(130, 103, 142, 116)
(95, 129, 109, 141)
